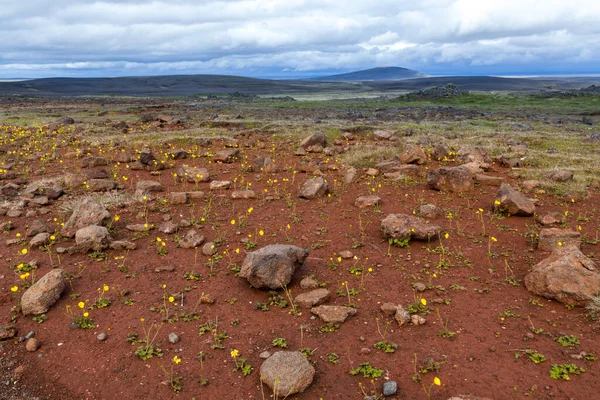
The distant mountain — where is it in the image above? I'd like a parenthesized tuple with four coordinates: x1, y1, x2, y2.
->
(310, 67, 426, 82)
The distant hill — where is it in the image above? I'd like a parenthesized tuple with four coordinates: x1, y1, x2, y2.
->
(310, 67, 426, 82)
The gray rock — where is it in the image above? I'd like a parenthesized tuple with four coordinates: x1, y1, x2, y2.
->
(240, 244, 309, 290)
(168, 332, 180, 344)
(202, 242, 217, 256)
(259, 351, 272, 359)
(419, 204, 438, 219)
(494, 183, 535, 216)
(545, 170, 573, 182)
(260, 351, 315, 395)
(298, 177, 328, 199)
(427, 166, 473, 192)
(525, 246, 600, 306)
(135, 180, 164, 195)
(355, 196, 381, 208)
(380, 303, 398, 316)
(213, 149, 241, 163)
(109, 240, 136, 250)
(373, 130, 397, 140)
(159, 221, 179, 234)
(381, 213, 441, 241)
(87, 179, 117, 192)
(169, 192, 189, 204)
(311, 305, 357, 323)
(394, 306, 411, 326)
(383, 381, 398, 396)
(0, 324, 16, 340)
(27, 220, 51, 237)
(399, 145, 427, 165)
(97, 333, 108, 341)
(300, 277, 319, 289)
(61, 199, 111, 238)
(231, 190, 256, 199)
(21, 269, 66, 315)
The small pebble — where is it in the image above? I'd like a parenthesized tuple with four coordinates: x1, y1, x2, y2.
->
(26, 338, 39, 352)
(97, 333, 108, 341)
(25, 331, 35, 340)
(168, 332, 180, 344)
(383, 381, 398, 396)
(69, 322, 79, 329)
(259, 351, 272, 359)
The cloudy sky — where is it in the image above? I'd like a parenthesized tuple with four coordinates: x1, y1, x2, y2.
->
(1, 0, 599, 78)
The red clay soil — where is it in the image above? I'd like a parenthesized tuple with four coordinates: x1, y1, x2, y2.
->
(1, 120, 599, 400)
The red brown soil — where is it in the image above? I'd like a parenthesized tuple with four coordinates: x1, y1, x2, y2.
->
(1, 102, 599, 400)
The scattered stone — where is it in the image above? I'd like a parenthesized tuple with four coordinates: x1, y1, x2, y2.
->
(177, 166, 210, 183)
(457, 146, 491, 165)
(419, 204, 438, 219)
(27, 220, 51, 237)
(380, 303, 398, 316)
(537, 212, 563, 226)
(0, 324, 16, 340)
(383, 381, 398, 397)
(169, 192, 189, 204)
(61, 199, 111, 238)
(260, 351, 315, 395)
(109, 240, 136, 251)
(259, 351, 272, 359)
(300, 277, 319, 289)
(538, 228, 581, 252)
(427, 166, 473, 192)
(394, 306, 411, 326)
(136, 180, 164, 195)
(311, 305, 357, 323)
(411, 314, 427, 325)
(373, 130, 396, 140)
(381, 214, 441, 241)
(139, 151, 156, 165)
(154, 266, 176, 273)
(214, 149, 241, 163)
(298, 177, 328, 199)
(97, 333, 108, 341)
(26, 338, 40, 352)
(240, 244, 309, 290)
(343, 167, 357, 184)
(81, 157, 108, 168)
(169, 149, 188, 160)
(399, 145, 427, 165)
(168, 333, 180, 344)
(474, 174, 503, 186)
(412, 282, 427, 292)
(29, 232, 51, 247)
(545, 170, 573, 182)
(209, 180, 231, 190)
(339, 250, 354, 259)
(159, 221, 179, 234)
(432, 143, 452, 160)
(252, 157, 278, 173)
(355, 195, 381, 208)
(125, 224, 150, 232)
(179, 229, 205, 249)
(202, 242, 217, 256)
(525, 246, 600, 306)
(365, 168, 379, 176)
(295, 289, 330, 308)
(231, 190, 256, 199)
(494, 183, 535, 216)
(21, 269, 66, 315)
(522, 180, 541, 190)
(300, 132, 327, 149)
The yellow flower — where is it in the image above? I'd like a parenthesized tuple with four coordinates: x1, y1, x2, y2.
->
(231, 219, 236, 225)
(10, 286, 18, 292)
(230, 349, 239, 358)
(142, 195, 147, 201)
(173, 355, 181, 364)
(368, 268, 373, 273)
(434, 377, 441, 386)
(558, 241, 563, 247)
(235, 248, 240, 254)
(114, 215, 120, 221)
(337, 257, 342, 262)
(247, 207, 253, 213)
(103, 284, 109, 292)
(494, 199, 501, 205)
(16, 232, 21, 237)
(20, 272, 30, 280)
(259, 230, 264, 236)
(491, 236, 497, 242)
(156, 237, 162, 242)
(168, 296, 175, 303)
(420, 298, 427, 306)
(21, 248, 28, 255)
(286, 224, 291, 229)
(78, 301, 85, 309)
(83, 312, 89, 317)
(444, 233, 449, 239)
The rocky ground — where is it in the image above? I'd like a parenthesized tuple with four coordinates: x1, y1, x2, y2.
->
(0, 96, 599, 400)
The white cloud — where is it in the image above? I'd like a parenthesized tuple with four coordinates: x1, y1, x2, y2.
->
(0, 0, 599, 77)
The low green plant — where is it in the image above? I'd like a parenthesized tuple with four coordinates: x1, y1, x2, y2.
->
(555, 334, 580, 347)
(549, 363, 585, 380)
(272, 337, 288, 348)
(350, 362, 383, 378)
(327, 352, 339, 364)
(374, 341, 398, 354)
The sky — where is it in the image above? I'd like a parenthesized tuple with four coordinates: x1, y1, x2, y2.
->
(0, 0, 599, 79)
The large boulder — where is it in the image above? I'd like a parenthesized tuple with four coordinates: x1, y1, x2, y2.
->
(298, 177, 328, 199)
(427, 166, 473, 192)
(381, 214, 441, 241)
(240, 245, 309, 289)
(61, 199, 111, 238)
(21, 269, 66, 315)
(260, 351, 315, 395)
(525, 246, 600, 306)
(494, 183, 535, 216)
